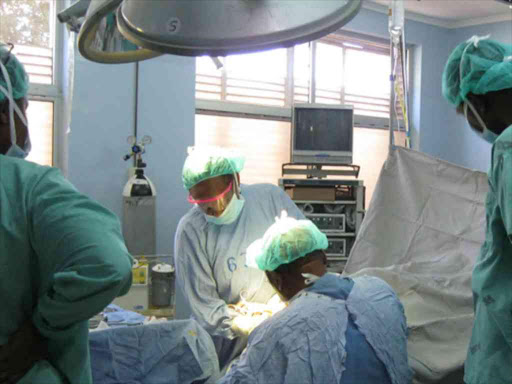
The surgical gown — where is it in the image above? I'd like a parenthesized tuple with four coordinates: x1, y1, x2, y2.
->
(89, 320, 220, 384)
(174, 183, 304, 368)
(219, 274, 412, 384)
(0, 155, 133, 384)
(465, 125, 512, 384)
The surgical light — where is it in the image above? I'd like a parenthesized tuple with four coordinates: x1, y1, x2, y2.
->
(59, 0, 362, 64)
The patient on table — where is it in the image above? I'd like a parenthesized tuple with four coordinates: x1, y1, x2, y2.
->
(219, 212, 412, 384)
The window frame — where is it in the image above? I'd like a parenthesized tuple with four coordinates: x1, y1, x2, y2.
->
(20, 0, 66, 168)
(25, 95, 55, 166)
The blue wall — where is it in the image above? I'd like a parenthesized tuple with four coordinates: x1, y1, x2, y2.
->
(344, 8, 459, 163)
(69, 53, 135, 215)
(136, 55, 196, 253)
(344, 9, 512, 171)
(68, 52, 195, 255)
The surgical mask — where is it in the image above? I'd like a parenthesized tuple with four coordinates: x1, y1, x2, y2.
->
(464, 101, 499, 144)
(5, 135, 31, 158)
(205, 193, 245, 225)
(302, 273, 321, 286)
(480, 128, 499, 144)
(0, 57, 30, 158)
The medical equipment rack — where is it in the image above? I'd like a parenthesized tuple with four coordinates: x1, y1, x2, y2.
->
(279, 164, 365, 273)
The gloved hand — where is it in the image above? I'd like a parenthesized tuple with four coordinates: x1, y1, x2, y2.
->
(266, 294, 287, 314)
(231, 313, 271, 337)
(229, 301, 274, 317)
(0, 320, 48, 384)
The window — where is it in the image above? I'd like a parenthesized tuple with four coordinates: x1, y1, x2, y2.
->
(1, 0, 60, 166)
(314, 42, 343, 105)
(196, 115, 290, 185)
(197, 48, 288, 107)
(26, 100, 53, 166)
(293, 43, 310, 103)
(196, 33, 393, 120)
(195, 32, 406, 207)
(344, 49, 390, 118)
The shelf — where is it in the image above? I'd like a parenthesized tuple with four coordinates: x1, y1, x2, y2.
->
(323, 231, 355, 236)
(326, 256, 349, 261)
(293, 200, 357, 205)
(281, 178, 364, 187)
(282, 163, 360, 179)
(305, 213, 346, 217)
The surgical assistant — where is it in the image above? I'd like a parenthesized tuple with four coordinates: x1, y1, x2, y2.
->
(0, 44, 133, 384)
(443, 36, 512, 384)
(221, 213, 412, 384)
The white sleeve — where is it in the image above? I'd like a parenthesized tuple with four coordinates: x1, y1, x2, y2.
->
(174, 219, 237, 339)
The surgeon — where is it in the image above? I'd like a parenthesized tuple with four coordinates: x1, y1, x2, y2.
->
(442, 36, 512, 384)
(174, 146, 305, 371)
(219, 212, 412, 384)
(0, 44, 133, 384)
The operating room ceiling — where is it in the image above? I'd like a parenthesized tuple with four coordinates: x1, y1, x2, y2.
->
(367, 0, 510, 23)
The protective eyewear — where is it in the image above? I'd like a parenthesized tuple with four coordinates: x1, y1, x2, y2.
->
(188, 181, 233, 205)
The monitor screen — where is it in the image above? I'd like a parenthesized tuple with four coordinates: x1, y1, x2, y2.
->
(294, 107, 353, 152)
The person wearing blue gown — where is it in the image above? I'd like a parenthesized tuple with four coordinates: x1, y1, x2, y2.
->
(220, 212, 412, 384)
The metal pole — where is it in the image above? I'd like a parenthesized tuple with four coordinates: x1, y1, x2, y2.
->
(134, 62, 139, 167)
(401, 33, 411, 148)
(309, 42, 316, 103)
(389, 41, 396, 148)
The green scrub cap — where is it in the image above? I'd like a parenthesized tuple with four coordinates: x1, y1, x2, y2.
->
(442, 35, 512, 106)
(246, 211, 328, 272)
(182, 146, 245, 190)
(0, 44, 29, 103)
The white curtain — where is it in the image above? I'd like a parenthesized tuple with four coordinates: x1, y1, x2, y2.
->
(344, 146, 488, 383)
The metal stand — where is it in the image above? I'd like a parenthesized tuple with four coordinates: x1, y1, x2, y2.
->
(282, 162, 360, 179)
(279, 163, 365, 273)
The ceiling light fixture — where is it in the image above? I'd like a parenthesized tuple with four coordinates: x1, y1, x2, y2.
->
(60, 0, 363, 63)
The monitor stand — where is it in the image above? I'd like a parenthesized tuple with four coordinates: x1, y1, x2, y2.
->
(282, 162, 360, 179)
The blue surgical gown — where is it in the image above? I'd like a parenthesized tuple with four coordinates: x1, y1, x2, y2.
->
(0, 155, 133, 384)
(464, 125, 512, 384)
(174, 183, 305, 368)
(219, 274, 412, 384)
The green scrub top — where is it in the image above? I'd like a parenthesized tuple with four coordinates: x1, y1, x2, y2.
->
(465, 125, 512, 384)
(0, 155, 133, 384)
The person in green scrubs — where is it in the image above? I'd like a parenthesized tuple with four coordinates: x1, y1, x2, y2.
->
(0, 44, 133, 383)
(442, 35, 512, 384)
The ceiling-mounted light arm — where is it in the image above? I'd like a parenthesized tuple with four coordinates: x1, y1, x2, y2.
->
(57, 0, 91, 23)
(211, 57, 224, 70)
(57, 0, 91, 32)
(76, 0, 161, 64)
